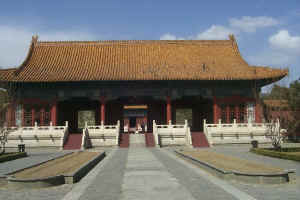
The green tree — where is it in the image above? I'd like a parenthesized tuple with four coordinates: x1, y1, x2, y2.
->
(287, 80, 300, 139)
(288, 80, 300, 110)
(263, 84, 290, 100)
(262, 80, 300, 147)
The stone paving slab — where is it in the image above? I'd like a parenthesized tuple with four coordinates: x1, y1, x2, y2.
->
(120, 148, 196, 200)
(0, 183, 74, 200)
(152, 148, 241, 200)
(73, 148, 128, 200)
(231, 180, 300, 200)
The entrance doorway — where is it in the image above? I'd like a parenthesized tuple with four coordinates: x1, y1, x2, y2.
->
(123, 105, 147, 133)
(129, 117, 136, 128)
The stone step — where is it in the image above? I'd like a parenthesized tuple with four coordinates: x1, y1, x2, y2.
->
(119, 133, 129, 148)
(145, 133, 155, 147)
(129, 134, 145, 148)
(63, 133, 82, 150)
(191, 132, 210, 148)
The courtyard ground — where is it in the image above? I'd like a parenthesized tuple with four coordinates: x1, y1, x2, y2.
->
(0, 144, 299, 200)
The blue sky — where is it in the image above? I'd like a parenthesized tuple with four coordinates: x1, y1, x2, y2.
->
(0, 0, 299, 88)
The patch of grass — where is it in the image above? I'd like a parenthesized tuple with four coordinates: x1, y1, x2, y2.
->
(264, 147, 300, 152)
(250, 148, 300, 162)
(13, 151, 99, 179)
(0, 152, 27, 163)
(181, 150, 283, 173)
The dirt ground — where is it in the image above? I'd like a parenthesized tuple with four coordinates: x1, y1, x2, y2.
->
(13, 151, 99, 179)
(181, 150, 283, 173)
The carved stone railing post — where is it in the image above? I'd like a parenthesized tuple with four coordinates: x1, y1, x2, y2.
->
(233, 119, 237, 127)
(101, 120, 104, 130)
(184, 120, 192, 145)
(153, 120, 159, 146)
(81, 122, 88, 150)
(116, 120, 120, 145)
(49, 121, 53, 131)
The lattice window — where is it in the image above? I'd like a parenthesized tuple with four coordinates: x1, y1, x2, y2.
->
(220, 103, 247, 123)
(22, 105, 52, 126)
(15, 104, 22, 126)
(246, 102, 255, 123)
(238, 104, 245, 123)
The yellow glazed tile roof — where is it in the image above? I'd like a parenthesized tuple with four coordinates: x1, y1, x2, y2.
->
(0, 35, 288, 82)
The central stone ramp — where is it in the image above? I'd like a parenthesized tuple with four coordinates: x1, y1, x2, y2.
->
(120, 148, 195, 200)
(129, 134, 146, 147)
(63, 133, 82, 150)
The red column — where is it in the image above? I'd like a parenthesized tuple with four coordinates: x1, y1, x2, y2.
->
(51, 101, 57, 126)
(166, 96, 172, 123)
(31, 107, 35, 126)
(255, 101, 262, 123)
(100, 96, 105, 124)
(213, 97, 218, 123)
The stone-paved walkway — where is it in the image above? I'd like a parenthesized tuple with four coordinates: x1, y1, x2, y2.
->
(63, 148, 256, 200)
(76, 148, 128, 200)
(120, 148, 195, 200)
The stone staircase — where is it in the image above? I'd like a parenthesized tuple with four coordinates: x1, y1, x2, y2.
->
(145, 133, 155, 147)
(191, 132, 210, 148)
(119, 133, 130, 148)
(63, 133, 83, 150)
(129, 134, 146, 147)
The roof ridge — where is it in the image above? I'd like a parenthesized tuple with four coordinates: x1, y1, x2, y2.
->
(36, 39, 232, 46)
(14, 36, 37, 76)
(0, 68, 17, 71)
(228, 34, 252, 68)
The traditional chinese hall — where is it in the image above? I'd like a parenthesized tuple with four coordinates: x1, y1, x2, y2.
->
(0, 35, 287, 148)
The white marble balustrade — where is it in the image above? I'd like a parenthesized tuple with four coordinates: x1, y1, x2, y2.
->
(81, 120, 120, 149)
(5, 121, 69, 148)
(203, 119, 279, 145)
(153, 120, 192, 147)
